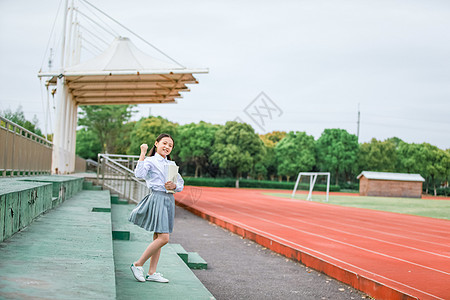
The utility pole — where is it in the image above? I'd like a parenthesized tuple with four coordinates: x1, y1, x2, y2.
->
(357, 103, 360, 142)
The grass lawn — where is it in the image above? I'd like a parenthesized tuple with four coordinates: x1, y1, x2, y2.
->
(264, 192, 450, 220)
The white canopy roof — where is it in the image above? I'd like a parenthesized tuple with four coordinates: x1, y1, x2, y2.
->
(357, 171, 425, 182)
(39, 37, 208, 105)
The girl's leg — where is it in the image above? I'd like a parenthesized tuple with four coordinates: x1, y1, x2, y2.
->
(134, 232, 169, 267)
(148, 234, 162, 274)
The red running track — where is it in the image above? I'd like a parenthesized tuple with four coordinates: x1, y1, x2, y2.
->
(175, 186, 450, 300)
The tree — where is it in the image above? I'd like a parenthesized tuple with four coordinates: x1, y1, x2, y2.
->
(316, 128, 359, 185)
(259, 131, 287, 180)
(386, 137, 403, 148)
(177, 121, 220, 177)
(78, 105, 136, 153)
(260, 131, 287, 147)
(75, 128, 102, 160)
(115, 121, 136, 155)
(1, 105, 43, 136)
(128, 116, 178, 156)
(398, 142, 450, 195)
(426, 146, 450, 195)
(358, 138, 397, 173)
(210, 121, 265, 188)
(397, 142, 427, 174)
(274, 131, 316, 181)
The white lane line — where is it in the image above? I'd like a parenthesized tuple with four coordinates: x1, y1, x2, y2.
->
(191, 202, 446, 300)
(200, 200, 450, 276)
(227, 196, 450, 259)
(263, 193, 450, 236)
(237, 192, 450, 246)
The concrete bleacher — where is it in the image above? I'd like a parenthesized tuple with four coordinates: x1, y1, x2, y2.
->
(111, 204, 211, 299)
(0, 175, 83, 242)
(0, 176, 214, 299)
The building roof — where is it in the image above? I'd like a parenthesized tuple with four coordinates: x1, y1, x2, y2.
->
(357, 171, 425, 182)
(38, 37, 208, 105)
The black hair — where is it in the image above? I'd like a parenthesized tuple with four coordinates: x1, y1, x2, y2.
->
(148, 133, 174, 160)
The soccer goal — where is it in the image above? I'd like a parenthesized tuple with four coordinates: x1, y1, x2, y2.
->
(291, 172, 330, 202)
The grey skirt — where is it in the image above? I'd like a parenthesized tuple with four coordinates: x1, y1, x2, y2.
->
(128, 190, 175, 233)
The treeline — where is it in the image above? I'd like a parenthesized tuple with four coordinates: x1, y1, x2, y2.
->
(0, 106, 46, 138)
(76, 105, 450, 196)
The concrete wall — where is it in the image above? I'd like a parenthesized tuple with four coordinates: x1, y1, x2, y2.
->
(359, 176, 423, 198)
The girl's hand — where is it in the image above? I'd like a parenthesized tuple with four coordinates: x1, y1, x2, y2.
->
(165, 181, 176, 191)
(140, 143, 148, 154)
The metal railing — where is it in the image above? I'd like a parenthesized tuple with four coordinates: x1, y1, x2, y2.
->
(97, 154, 147, 203)
(0, 116, 53, 176)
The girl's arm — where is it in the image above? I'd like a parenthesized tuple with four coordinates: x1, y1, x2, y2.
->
(134, 144, 151, 179)
(174, 174, 184, 193)
(138, 144, 148, 162)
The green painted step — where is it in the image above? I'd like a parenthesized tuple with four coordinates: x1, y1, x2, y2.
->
(110, 194, 128, 205)
(20, 175, 84, 203)
(90, 185, 103, 191)
(171, 243, 189, 264)
(110, 204, 214, 299)
(83, 181, 102, 191)
(110, 194, 119, 202)
(0, 176, 82, 242)
(112, 230, 130, 240)
(0, 189, 116, 299)
(92, 207, 111, 212)
(187, 252, 208, 270)
(83, 181, 93, 189)
(165, 244, 207, 270)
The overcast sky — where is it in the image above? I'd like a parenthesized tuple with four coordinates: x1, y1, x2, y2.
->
(0, 0, 449, 149)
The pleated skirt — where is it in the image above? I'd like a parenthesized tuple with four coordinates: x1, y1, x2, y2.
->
(128, 189, 175, 233)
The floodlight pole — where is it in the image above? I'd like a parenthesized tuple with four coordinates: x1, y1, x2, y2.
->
(357, 103, 360, 143)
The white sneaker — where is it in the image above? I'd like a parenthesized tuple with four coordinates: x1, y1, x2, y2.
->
(130, 264, 145, 282)
(146, 272, 169, 283)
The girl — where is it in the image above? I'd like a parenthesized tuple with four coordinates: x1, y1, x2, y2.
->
(129, 133, 184, 283)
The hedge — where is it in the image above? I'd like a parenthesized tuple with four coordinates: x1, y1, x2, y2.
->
(435, 187, 450, 197)
(183, 177, 340, 192)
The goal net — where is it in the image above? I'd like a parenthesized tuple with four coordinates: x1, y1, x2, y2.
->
(291, 172, 330, 202)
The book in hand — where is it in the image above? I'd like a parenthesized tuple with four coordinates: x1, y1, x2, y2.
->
(165, 165, 179, 194)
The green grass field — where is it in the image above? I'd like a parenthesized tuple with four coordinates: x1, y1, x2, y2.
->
(264, 192, 450, 220)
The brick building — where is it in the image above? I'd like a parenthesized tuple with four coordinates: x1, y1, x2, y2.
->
(357, 171, 425, 198)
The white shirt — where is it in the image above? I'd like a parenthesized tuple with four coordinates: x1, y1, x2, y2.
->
(134, 152, 184, 193)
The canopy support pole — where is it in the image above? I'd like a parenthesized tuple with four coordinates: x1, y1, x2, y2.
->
(52, 0, 78, 174)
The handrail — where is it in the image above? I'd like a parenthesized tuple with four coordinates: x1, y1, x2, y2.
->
(97, 153, 147, 203)
(1, 116, 52, 176)
(0, 116, 52, 147)
(101, 154, 137, 173)
(100, 153, 141, 171)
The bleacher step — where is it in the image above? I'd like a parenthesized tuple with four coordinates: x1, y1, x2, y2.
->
(83, 181, 102, 191)
(0, 189, 116, 299)
(111, 204, 214, 299)
(110, 194, 128, 204)
(171, 243, 189, 264)
(112, 230, 130, 240)
(187, 252, 208, 270)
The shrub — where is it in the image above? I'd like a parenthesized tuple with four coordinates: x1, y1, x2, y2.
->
(435, 187, 450, 197)
(183, 177, 340, 191)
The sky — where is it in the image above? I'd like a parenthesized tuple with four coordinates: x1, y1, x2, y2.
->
(0, 0, 449, 149)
